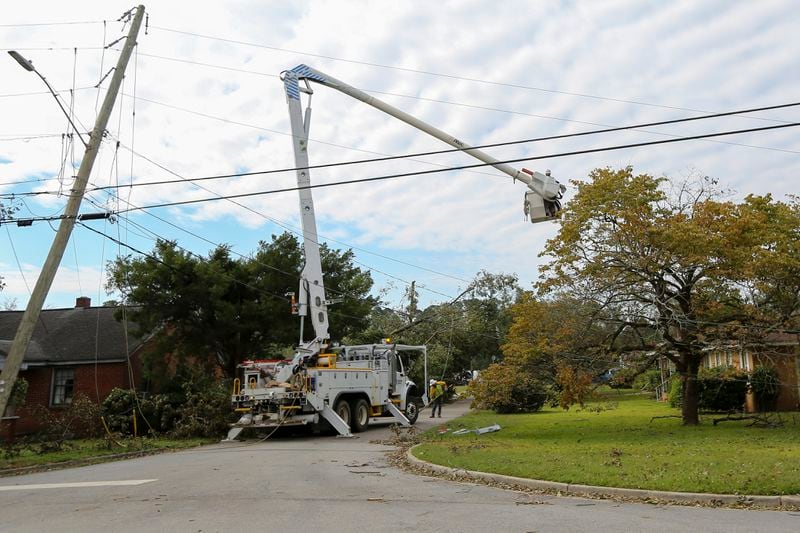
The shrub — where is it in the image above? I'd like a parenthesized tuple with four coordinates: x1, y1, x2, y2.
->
(668, 376, 683, 408)
(101, 388, 140, 435)
(632, 369, 662, 392)
(32, 393, 103, 450)
(556, 363, 594, 409)
(149, 393, 180, 433)
(468, 363, 548, 414)
(9, 377, 29, 408)
(750, 365, 780, 412)
(170, 380, 232, 438)
(102, 377, 232, 439)
(697, 366, 747, 412)
(608, 367, 638, 389)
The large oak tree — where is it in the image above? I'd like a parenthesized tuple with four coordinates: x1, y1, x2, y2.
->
(538, 167, 799, 425)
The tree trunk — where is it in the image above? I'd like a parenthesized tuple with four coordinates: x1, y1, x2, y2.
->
(681, 358, 701, 425)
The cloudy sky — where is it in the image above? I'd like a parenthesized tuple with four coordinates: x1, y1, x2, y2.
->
(1, 0, 798, 315)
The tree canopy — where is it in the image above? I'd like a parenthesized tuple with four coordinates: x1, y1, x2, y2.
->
(538, 167, 800, 424)
(346, 270, 521, 386)
(107, 232, 376, 381)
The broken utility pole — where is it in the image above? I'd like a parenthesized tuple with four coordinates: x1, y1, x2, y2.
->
(0, 6, 146, 418)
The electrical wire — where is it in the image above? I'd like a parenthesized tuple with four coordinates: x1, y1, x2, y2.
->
(99, 135, 474, 292)
(76, 99, 800, 195)
(0, 87, 95, 99)
(80, 162, 473, 322)
(110, 121, 800, 215)
(0, 20, 106, 27)
(79, 196, 426, 324)
(4, 225, 32, 295)
(73, 98, 800, 195)
(78, 220, 378, 334)
(4, 97, 797, 191)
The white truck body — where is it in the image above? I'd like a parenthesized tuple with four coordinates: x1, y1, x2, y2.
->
(229, 344, 425, 438)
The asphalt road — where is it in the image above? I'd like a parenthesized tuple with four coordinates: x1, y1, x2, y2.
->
(1, 401, 799, 532)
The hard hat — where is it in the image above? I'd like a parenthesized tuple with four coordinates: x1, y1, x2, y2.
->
(430, 379, 436, 385)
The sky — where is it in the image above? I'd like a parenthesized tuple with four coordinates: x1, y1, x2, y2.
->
(0, 0, 798, 316)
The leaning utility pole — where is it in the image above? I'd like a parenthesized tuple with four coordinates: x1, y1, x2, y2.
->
(0, 6, 145, 417)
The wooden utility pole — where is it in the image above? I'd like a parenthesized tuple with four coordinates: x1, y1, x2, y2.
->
(0, 6, 145, 417)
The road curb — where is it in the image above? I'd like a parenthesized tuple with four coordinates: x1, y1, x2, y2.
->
(406, 445, 798, 509)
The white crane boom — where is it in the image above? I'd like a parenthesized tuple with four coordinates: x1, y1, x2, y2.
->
(282, 64, 565, 351)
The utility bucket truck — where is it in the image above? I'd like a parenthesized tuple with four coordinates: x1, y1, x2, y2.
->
(228, 65, 564, 439)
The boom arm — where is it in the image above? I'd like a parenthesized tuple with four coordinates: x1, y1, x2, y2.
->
(282, 64, 566, 353)
(284, 64, 565, 221)
(284, 70, 330, 355)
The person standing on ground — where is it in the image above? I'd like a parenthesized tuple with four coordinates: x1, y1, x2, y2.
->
(429, 379, 444, 418)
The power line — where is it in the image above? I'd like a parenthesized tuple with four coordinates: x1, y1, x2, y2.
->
(0, 134, 67, 143)
(78, 202, 490, 334)
(0, 87, 94, 98)
(77, 219, 381, 326)
(77, 221, 292, 303)
(0, 47, 105, 51)
(0, 20, 105, 27)
(84, 170, 466, 301)
(99, 138, 474, 288)
(82, 190, 328, 297)
(77, 100, 800, 194)
(79, 155, 452, 305)
(8, 121, 798, 221)
(111, 121, 800, 214)
(13, 121, 795, 299)
(10, 87, 471, 305)
(5, 96, 796, 191)
(0, 173, 69, 187)
(0, 191, 57, 199)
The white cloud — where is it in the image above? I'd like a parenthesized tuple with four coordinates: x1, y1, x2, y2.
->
(1, 0, 799, 309)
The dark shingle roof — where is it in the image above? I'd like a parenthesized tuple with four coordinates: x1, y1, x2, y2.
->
(0, 306, 143, 365)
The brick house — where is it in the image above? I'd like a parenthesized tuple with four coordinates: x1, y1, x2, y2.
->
(701, 332, 800, 412)
(0, 297, 145, 438)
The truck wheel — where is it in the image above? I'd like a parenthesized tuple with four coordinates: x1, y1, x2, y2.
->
(334, 398, 351, 427)
(350, 398, 370, 433)
(405, 397, 421, 425)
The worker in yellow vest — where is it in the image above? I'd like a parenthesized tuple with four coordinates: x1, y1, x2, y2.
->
(429, 379, 445, 418)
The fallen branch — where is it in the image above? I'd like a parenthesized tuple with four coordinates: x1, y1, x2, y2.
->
(713, 413, 784, 428)
(712, 415, 758, 426)
(649, 415, 682, 422)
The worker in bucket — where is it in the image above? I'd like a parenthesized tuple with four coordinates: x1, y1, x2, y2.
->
(429, 379, 445, 418)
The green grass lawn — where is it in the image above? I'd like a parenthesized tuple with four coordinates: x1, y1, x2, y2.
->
(414, 390, 800, 495)
(1, 437, 211, 472)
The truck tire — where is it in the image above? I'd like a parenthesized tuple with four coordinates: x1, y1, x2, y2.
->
(334, 398, 351, 427)
(350, 398, 370, 433)
(405, 397, 421, 425)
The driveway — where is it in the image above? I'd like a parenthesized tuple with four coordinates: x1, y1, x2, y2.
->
(1, 401, 798, 532)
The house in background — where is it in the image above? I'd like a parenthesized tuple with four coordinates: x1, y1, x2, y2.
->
(701, 332, 800, 412)
(0, 297, 144, 439)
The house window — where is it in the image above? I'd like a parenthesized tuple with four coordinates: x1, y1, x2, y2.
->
(51, 368, 75, 406)
(740, 351, 751, 371)
(725, 350, 733, 367)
